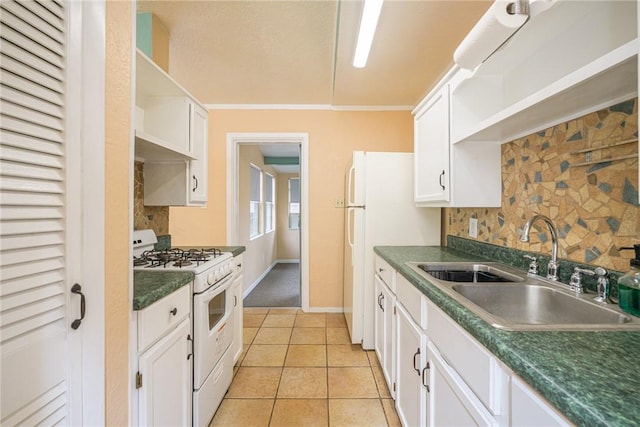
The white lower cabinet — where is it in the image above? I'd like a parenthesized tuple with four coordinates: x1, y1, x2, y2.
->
(136, 286, 192, 427)
(373, 253, 570, 427)
(374, 274, 396, 397)
(231, 254, 244, 363)
(395, 303, 428, 427)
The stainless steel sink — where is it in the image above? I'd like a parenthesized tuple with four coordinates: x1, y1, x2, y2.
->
(406, 261, 640, 331)
(452, 284, 632, 327)
(415, 262, 524, 283)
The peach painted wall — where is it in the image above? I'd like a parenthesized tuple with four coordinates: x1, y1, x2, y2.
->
(277, 173, 300, 260)
(170, 109, 413, 308)
(239, 146, 278, 293)
(105, 1, 131, 424)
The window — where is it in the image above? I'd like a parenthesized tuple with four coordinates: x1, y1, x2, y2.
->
(249, 164, 262, 238)
(265, 173, 275, 233)
(288, 177, 300, 230)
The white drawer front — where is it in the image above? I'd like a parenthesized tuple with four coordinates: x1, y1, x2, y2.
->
(138, 285, 191, 352)
(374, 255, 395, 293)
(396, 274, 426, 329)
(427, 300, 506, 415)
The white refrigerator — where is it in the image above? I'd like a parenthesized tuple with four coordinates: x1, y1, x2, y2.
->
(343, 151, 441, 349)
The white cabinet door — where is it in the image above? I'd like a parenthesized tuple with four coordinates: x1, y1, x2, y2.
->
(414, 85, 450, 203)
(374, 276, 385, 364)
(374, 275, 396, 398)
(188, 102, 208, 205)
(511, 376, 570, 427)
(396, 303, 427, 427)
(231, 271, 244, 363)
(428, 342, 497, 427)
(138, 318, 192, 427)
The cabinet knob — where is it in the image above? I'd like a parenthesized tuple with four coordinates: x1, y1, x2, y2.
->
(170, 308, 178, 316)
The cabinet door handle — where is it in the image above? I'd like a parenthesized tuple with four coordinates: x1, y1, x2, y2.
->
(233, 295, 237, 307)
(192, 175, 198, 192)
(377, 292, 383, 310)
(170, 307, 178, 316)
(187, 334, 193, 360)
(439, 170, 446, 190)
(378, 267, 384, 273)
(413, 348, 421, 375)
(421, 361, 430, 392)
(380, 294, 385, 312)
(70, 283, 86, 330)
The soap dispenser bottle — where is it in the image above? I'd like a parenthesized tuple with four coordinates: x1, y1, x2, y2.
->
(618, 244, 640, 317)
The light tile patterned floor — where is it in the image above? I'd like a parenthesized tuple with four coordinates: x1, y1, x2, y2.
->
(209, 308, 401, 427)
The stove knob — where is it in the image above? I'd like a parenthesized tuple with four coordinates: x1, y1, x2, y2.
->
(207, 271, 216, 285)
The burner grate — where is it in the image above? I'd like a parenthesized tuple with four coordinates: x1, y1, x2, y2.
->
(133, 247, 226, 269)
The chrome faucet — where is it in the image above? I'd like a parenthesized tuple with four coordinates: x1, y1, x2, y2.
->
(520, 214, 560, 281)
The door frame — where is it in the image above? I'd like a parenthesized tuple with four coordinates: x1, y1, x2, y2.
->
(226, 133, 309, 312)
(66, 0, 106, 424)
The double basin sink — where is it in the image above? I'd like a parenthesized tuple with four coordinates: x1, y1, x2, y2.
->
(406, 261, 640, 331)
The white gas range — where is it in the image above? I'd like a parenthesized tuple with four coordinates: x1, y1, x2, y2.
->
(133, 229, 236, 427)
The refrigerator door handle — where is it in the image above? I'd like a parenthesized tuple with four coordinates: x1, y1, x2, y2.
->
(347, 207, 354, 251)
(347, 165, 355, 205)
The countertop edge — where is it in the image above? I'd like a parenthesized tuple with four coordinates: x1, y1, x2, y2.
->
(133, 271, 195, 310)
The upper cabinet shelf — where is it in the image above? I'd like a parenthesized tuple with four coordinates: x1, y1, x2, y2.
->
(135, 49, 203, 161)
(450, 0, 638, 144)
(135, 130, 196, 161)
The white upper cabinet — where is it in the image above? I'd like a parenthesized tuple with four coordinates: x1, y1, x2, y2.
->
(450, 0, 638, 144)
(413, 72, 502, 207)
(414, 0, 638, 207)
(188, 101, 208, 205)
(135, 50, 210, 206)
(414, 85, 450, 203)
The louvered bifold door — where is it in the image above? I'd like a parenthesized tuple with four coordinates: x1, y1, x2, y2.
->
(0, 0, 70, 425)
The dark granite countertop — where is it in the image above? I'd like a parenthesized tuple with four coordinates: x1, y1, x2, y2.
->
(177, 245, 246, 257)
(133, 271, 194, 310)
(216, 246, 245, 257)
(374, 245, 640, 427)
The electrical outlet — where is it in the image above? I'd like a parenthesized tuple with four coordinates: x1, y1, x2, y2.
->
(469, 218, 478, 238)
(335, 198, 345, 208)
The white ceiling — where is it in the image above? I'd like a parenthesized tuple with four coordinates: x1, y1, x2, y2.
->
(136, 0, 491, 108)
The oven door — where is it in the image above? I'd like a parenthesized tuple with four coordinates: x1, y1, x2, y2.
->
(193, 274, 234, 388)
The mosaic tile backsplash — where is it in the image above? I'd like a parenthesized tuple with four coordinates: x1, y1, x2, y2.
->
(134, 161, 169, 234)
(445, 99, 639, 273)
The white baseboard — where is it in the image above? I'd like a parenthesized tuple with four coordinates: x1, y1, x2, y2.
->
(276, 259, 300, 264)
(305, 307, 344, 313)
(243, 260, 277, 298)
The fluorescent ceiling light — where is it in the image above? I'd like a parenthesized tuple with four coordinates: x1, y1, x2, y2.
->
(353, 0, 384, 68)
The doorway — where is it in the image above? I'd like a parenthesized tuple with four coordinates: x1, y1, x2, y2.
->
(226, 133, 309, 311)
